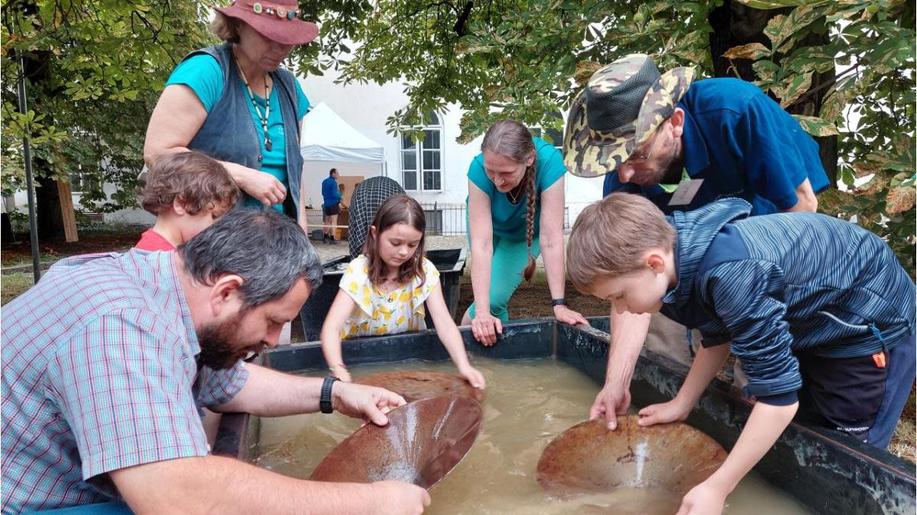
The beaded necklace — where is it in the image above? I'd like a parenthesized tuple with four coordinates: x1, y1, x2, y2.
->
(234, 52, 273, 151)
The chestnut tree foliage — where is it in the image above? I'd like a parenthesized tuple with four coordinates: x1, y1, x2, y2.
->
(3, 1, 913, 270)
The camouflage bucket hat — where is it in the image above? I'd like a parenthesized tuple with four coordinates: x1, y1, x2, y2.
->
(564, 54, 696, 178)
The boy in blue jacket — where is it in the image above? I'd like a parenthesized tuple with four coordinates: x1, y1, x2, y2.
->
(567, 192, 915, 515)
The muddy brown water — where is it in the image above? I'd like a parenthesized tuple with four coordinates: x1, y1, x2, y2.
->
(253, 359, 810, 514)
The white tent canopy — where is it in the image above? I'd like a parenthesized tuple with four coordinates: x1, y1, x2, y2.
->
(300, 102, 385, 163)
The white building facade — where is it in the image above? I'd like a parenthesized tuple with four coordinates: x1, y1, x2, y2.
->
(298, 68, 604, 235)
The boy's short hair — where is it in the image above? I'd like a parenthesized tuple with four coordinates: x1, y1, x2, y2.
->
(139, 151, 239, 216)
(567, 193, 676, 292)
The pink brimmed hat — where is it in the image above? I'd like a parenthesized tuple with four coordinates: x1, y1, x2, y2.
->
(216, 0, 319, 46)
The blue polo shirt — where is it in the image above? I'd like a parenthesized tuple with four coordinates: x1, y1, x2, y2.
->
(321, 176, 341, 208)
(602, 78, 829, 215)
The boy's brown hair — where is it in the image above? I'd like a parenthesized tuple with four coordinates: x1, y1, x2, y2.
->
(567, 193, 676, 292)
(363, 194, 427, 287)
(139, 151, 239, 216)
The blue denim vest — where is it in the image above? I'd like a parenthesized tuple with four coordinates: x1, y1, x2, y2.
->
(183, 43, 304, 219)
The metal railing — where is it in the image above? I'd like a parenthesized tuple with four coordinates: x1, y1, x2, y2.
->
(417, 202, 592, 235)
(418, 202, 467, 235)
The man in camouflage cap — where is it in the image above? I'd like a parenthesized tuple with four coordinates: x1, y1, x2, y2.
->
(564, 53, 828, 215)
(564, 54, 831, 437)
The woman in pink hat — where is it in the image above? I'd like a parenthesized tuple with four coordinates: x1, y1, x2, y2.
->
(144, 0, 316, 230)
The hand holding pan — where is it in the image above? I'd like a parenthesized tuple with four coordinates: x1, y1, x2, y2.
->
(537, 417, 727, 498)
(355, 371, 485, 403)
(311, 395, 483, 489)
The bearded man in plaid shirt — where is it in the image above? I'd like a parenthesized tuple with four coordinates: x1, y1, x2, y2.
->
(2, 209, 431, 514)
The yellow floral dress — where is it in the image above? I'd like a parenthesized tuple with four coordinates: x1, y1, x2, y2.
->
(340, 255, 440, 338)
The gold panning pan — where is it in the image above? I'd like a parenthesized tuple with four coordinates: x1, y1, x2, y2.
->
(537, 417, 727, 497)
(355, 370, 484, 403)
(310, 395, 483, 489)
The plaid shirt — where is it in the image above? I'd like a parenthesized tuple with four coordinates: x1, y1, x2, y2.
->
(1, 250, 249, 513)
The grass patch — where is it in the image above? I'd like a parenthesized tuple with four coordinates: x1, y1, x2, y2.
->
(1, 273, 35, 306)
(1, 255, 62, 268)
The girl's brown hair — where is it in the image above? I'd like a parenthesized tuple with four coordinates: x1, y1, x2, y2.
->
(481, 120, 537, 281)
(363, 194, 427, 287)
(139, 151, 239, 216)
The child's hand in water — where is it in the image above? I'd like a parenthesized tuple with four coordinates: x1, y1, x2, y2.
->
(676, 479, 727, 515)
(458, 365, 487, 389)
(637, 396, 692, 426)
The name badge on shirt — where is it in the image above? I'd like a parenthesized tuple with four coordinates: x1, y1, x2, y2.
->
(668, 178, 705, 207)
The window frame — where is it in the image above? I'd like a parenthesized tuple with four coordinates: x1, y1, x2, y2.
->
(398, 112, 444, 193)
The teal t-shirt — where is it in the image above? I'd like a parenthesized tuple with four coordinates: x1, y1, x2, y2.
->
(467, 137, 566, 241)
(166, 54, 310, 211)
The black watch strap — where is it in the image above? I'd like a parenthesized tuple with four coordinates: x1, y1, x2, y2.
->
(320, 376, 339, 414)
(551, 298, 567, 307)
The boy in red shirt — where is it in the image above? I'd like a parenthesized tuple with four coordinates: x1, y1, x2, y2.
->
(136, 151, 239, 251)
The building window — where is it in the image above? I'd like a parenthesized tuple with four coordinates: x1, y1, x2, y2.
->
(70, 165, 87, 194)
(399, 111, 443, 192)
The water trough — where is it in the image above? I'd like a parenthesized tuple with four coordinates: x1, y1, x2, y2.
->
(213, 318, 915, 514)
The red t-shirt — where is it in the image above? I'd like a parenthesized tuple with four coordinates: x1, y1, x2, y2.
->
(135, 229, 176, 251)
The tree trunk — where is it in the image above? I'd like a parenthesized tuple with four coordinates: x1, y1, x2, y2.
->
(708, 0, 838, 185)
(1, 213, 13, 244)
(16, 0, 67, 239)
(37, 172, 64, 239)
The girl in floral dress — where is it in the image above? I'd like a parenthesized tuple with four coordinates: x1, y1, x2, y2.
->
(320, 194, 486, 389)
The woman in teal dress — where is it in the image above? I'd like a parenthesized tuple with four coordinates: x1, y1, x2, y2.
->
(462, 120, 588, 345)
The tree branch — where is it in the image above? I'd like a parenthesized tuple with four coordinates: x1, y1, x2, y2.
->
(454, 1, 473, 36)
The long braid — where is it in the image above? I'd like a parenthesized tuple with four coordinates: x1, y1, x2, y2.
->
(523, 163, 537, 281)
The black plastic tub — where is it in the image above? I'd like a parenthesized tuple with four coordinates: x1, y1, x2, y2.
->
(425, 248, 461, 269)
(214, 320, 916, 515)
(298, 249, 466, 341)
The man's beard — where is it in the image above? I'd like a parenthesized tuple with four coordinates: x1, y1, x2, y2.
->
(634, 158, 684, 187)
(197, 314, 263, 370)
(659, 157, 684, 184)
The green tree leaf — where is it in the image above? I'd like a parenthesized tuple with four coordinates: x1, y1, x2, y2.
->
(735, 0, 821, 9)
(793, 114, 839, 136)
(723, 43, 772, 61)
(776, 71, 814, 108)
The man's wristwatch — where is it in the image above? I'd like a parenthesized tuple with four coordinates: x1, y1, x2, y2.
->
(320, 376, 339, 414)
(551, 298, 567, 307)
